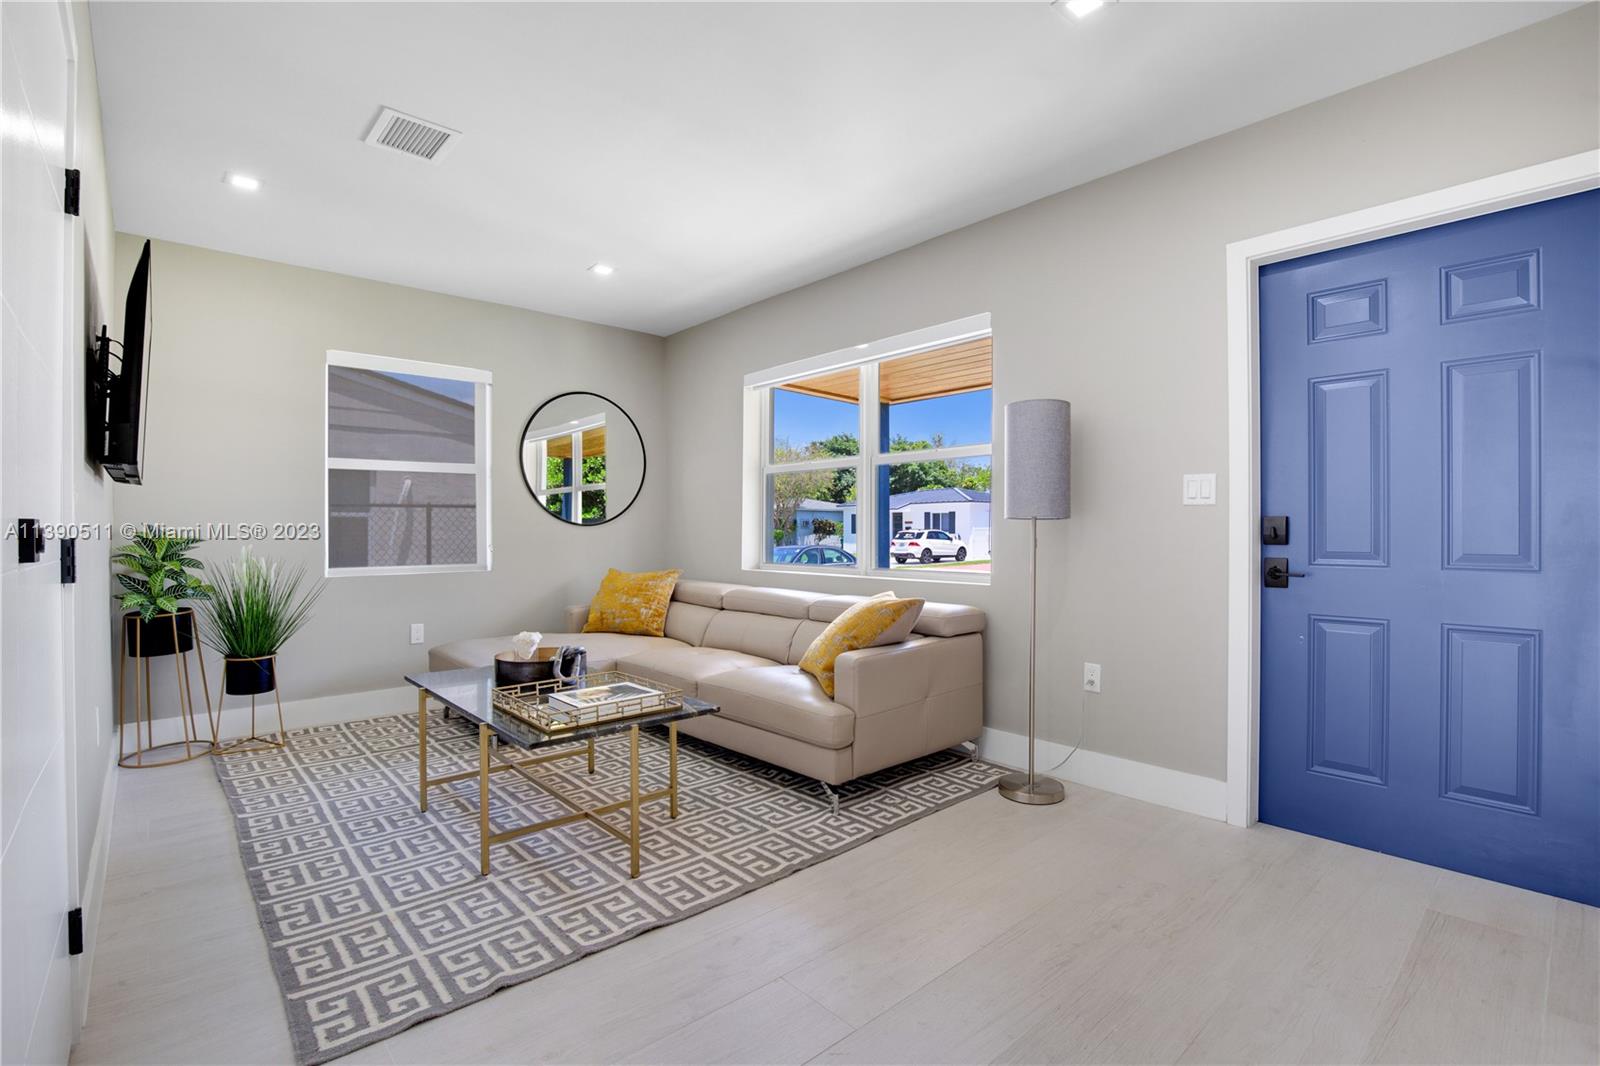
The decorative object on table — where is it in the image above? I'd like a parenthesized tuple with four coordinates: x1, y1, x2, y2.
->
(493, 628, 544, 686)
(998, 398, 1072, 805)
(198, 550, 324, 753)
(492, 639, 586, 687)
(113, 527, 216, 767)
(581, 566, 681, 635)
(492, 670, 678, 732)
(518, 391, 646, 526)
(511, 629, 541, 660)
(212, 701, 1002, 1066)
(798, 591, 924, 697)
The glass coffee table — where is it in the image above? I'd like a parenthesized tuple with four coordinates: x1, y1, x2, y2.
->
(404, 666, 718, 877)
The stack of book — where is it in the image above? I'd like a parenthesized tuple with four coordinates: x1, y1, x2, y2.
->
(547, 680, 669, 716)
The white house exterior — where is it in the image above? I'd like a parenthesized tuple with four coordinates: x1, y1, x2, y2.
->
(890, 488, 990, 559)
(790, 488, 991, 561)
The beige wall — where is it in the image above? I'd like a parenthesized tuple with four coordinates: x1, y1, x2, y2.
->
(661, 7, 1600, 781)
(112, 237, 668, 709)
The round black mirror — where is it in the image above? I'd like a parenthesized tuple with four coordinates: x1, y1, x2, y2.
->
(519, 392, 645, 525)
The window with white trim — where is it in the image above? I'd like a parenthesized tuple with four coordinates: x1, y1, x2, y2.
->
(325, 350, 491, 575)
(523, 411, 608, 523)
(745, 314, 992, 583)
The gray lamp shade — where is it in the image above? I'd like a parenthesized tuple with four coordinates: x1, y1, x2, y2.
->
(1003, 399, 1071, 520)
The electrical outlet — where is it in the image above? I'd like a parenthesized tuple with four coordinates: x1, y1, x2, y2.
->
(410, 623, 424, 645)
(1083, 662, 1102, 693)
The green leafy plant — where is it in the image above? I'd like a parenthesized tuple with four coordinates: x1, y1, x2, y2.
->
(199, 553, 325, 658)
(112, 528, 212, 621)
(809, 517, 840, 545)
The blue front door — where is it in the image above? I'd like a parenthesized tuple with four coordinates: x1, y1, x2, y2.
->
(1258, 190, 1599, 905)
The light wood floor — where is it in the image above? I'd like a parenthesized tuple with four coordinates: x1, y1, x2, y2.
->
(73, 753, 1598, 1065)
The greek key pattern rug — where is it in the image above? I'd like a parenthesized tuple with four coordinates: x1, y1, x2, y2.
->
(212, 710, 1003, 1064)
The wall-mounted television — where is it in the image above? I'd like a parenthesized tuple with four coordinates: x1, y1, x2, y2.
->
(88, 239, 152, 484)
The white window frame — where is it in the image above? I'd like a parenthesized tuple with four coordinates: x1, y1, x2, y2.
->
(524, 411, 608, 523)
(324, 349, 493, 577)
(743, 313, 992, 585)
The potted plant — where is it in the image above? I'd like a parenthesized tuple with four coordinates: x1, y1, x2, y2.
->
(113, 528, 213, 658)
(199, 552, 324, 695)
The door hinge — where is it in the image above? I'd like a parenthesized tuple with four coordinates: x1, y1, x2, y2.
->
(67, 907, 84, 956)
(60, 536, 77, 584)
(64, 169, 81, 216)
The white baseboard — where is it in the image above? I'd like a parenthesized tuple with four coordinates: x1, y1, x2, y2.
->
(139, 685, 415, 750)
(978, 727, 1227, 822)
(73, 737, 119, 1034)
(130, 691, 1229, 822)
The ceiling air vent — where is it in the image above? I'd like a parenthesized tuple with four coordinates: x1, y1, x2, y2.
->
(363, 107, 460, 163)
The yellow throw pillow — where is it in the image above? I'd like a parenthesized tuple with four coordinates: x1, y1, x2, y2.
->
(799, 592, 924, 698)
(583, 568, 682, 637)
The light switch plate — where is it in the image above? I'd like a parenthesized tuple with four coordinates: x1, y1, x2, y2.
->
(410, 623, 424, 645)
(1183, 473, 1216, 506)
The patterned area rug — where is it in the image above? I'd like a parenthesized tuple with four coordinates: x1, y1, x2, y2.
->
(212, 710, 1003, 1064)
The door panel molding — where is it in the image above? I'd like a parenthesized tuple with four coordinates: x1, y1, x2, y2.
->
(1308, 370, 1389, 567)
(1307, 615, 1389, 786)
(1441, 351, 1540, 571)
(1225, 149, 1599, 827)
(1439, 624, 1541, 815)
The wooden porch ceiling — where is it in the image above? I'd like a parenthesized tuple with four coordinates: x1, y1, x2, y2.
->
(778, 337, 992, 405)
(546, 425, 606, 460)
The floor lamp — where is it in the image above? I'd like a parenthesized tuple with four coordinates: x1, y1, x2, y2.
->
(998, 398, 1070, 805)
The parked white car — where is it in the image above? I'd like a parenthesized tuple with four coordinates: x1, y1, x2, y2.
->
(892, 529, 968, 564)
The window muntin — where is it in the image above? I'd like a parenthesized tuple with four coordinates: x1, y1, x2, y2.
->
(326, 351, 491, 575)
(752, 320, 991, 582)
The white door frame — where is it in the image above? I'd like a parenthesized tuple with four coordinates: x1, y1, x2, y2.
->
(1224, 150, 1600, 828)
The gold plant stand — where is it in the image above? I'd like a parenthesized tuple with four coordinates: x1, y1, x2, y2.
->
(212, 653, 288, 754)
(118, 608, 217, 768)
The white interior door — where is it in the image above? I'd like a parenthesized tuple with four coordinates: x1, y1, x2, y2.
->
(2, 1, 78, 1060)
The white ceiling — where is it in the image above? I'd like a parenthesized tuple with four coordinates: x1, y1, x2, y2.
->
(90, 2, 1571, 336)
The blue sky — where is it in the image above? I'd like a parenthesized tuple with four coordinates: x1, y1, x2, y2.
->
(390, 370, 476, 404)
(774, 388, 992, 450)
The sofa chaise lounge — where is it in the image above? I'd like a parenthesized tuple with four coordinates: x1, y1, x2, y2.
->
(428, 579, 986, 787)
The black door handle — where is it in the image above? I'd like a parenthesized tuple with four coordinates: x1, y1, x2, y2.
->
(1263, 557, 1306, 588)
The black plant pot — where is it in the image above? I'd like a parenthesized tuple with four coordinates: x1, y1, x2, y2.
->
(124, 609, 197, 658)
(224, 657, 277, 696)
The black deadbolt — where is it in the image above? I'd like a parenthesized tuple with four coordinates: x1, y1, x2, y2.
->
(1261, 515, 1290, 545)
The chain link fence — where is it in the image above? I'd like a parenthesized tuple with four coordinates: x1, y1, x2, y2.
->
(330, 503, 476, 567)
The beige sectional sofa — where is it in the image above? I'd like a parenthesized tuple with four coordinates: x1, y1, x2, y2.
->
(428, 579, 986, 786)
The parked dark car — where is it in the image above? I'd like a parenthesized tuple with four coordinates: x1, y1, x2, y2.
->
(773, 545, 857, 566)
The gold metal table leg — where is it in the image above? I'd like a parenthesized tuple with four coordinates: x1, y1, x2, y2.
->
(196, 642, 216, 747)
(587, 736, 596, 774)
(479, 723, 491, 876)
(669, 722, 679, 819)
(418, 688, 429, 813)
(629, 725, 641, 878)
(142, 656, 153, 758)
(116, 622, 128, 765)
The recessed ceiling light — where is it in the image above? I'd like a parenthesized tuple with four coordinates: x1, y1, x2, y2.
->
(223, 172, 260, 192)
(588, 263, 615, 277)
(855, 344, 870, 349)
(1054, 0, 1108, 20)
